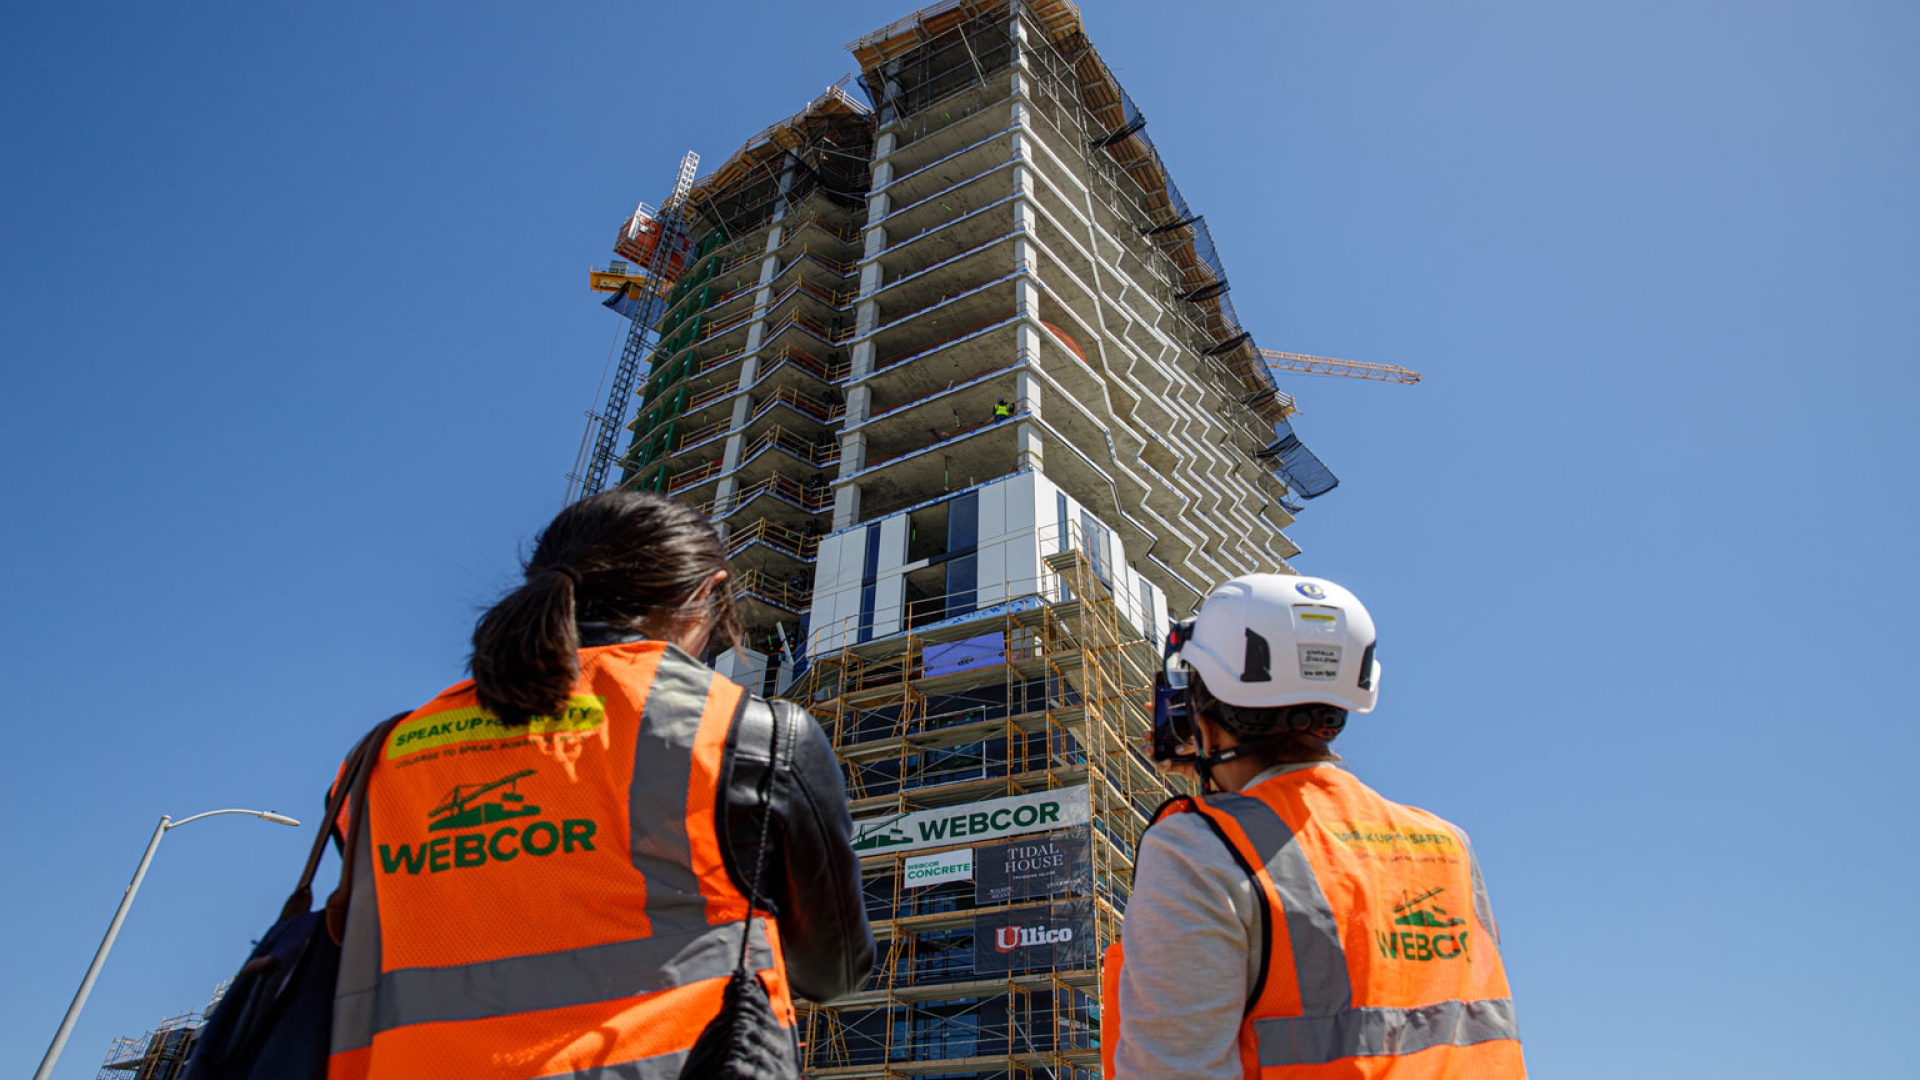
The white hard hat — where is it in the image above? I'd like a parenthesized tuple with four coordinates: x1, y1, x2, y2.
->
(1175, 574, 1380, 714)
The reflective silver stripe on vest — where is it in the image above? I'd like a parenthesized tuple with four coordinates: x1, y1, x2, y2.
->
(1208, 793, 1353, 1013)
(377, 918, 773, 1032)
(629, 648, 723, 925)
(1255, 997, 1521, 1066)
(1462, 836, 1500, 945)
(334, 919, 769, 1050)
(333, 807, 387, 1054)
(532, 1049, 692, 1080)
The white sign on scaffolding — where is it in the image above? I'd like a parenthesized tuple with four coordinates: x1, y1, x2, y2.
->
(851, 786, 1090, 856)
(903, 848, 975, 888)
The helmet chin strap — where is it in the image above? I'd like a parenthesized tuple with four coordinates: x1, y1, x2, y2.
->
(1193, 752, 1221, 795)
(1191, 721, 1259, 795)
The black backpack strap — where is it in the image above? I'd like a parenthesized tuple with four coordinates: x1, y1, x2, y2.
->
(324, 711, 409, 944)
(277, 714, 403, 924)
(735, 696, 784, 972)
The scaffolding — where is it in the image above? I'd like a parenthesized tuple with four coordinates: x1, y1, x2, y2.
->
(95, 985, 226, 1080)
(797, 521, 1179, 1079)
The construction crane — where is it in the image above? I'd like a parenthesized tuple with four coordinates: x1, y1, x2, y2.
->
(1247, 347, 1417, 511)
(567, 150, 701, 501)
(1258, 348, 1422, 385)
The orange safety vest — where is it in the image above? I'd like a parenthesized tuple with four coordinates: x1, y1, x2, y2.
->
(1102, 766, 1524, 1078)
(328, 641, 796, 1080)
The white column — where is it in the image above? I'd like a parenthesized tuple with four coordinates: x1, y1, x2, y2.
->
(832, 468, 864, 531)
(1016, 367, 1042, 421)
(1017, 421, 1044, 472)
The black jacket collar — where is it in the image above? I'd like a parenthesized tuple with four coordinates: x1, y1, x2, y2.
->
(577, 622, 649, 649)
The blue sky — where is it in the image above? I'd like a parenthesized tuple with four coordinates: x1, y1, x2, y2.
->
(2, 2, 1914, 1077)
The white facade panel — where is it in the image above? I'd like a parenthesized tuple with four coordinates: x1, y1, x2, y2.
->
(977, 539, 1009, 607)
(878, 515, 909, 574)
(1005, 470, 1037, 537)
(812, 530, 850, 596)
(807, 586, 853, 655)
(1007, 528, 1041, 599)
(873, 573, 905, 637)
(714, 645, 768, 691)
(800, 471, 1170, 654)
(977, 477, 1007, 545)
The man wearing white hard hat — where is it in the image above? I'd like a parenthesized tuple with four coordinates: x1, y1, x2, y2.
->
(1100, 574, 1527, 1079)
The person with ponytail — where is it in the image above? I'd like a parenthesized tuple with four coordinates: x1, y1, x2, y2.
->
(325, 491, 872, 1080)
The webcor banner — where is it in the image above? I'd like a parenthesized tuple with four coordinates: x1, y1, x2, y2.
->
(852, 786, 1090, 856)
(975, 826, 1090, 904)
(973, 900, 1094, 975)
(903, 848, 974, 889)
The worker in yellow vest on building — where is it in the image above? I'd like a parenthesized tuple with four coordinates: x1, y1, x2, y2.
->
(993, 397, 1013, 419)
(328, 491, 872, 1080)
(1103, 574, 1524, 1078)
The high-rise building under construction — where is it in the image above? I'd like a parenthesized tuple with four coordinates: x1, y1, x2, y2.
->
(576, 2, 1355, 1075)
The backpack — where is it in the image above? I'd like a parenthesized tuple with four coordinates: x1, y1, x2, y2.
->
(182, 713, 405, 1080)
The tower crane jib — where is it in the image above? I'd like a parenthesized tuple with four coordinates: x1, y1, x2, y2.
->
(1257, 348, 1422, 385)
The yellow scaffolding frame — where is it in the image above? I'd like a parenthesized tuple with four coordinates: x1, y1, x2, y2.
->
(795, 520, 1176, 1079)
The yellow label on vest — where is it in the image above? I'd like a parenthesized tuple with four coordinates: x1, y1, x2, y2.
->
(386, 695, 607, 760)
(1323, 821, 1460, 857)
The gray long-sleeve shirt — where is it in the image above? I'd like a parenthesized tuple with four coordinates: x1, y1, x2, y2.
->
(1112, 763, 1325, 1080)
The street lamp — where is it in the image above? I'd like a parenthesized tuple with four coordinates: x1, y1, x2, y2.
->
(33, 808, 302, 1080)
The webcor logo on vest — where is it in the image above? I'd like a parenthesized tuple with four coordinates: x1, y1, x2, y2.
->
(378, 768, 597, 875)
(1377, 887, 1473, 963)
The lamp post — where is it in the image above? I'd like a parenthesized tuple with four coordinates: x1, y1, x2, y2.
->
(33, 808, 302, 1080)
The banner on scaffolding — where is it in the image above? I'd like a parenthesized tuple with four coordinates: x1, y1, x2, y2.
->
(851, 785, 1090, 855)
(921, 631, 1006, 679)
(973, 900, 1094, 975)
(975, 826, 1090, 904)
(908, 594, 1042, 638)
(903, 848, 974, 889)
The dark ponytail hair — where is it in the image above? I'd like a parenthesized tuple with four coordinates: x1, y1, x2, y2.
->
(470, 490, 742, 724)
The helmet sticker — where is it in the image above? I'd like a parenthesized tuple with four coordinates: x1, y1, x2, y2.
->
(1293, 605, 1342, 637)
(1299, 644, 1342, 681)
(1295, 582, 1327, 599)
